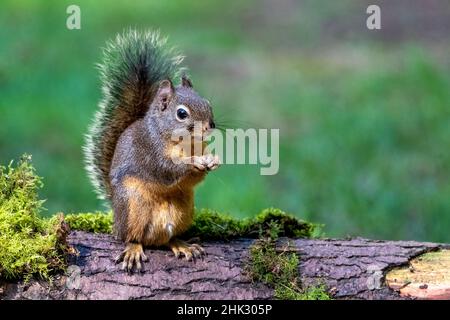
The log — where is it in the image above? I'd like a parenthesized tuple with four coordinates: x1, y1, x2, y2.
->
(1, 231, 449, 300)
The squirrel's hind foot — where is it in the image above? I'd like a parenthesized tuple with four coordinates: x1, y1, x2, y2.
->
(115, 243, 148, 273)
(168, 238, 205, 261)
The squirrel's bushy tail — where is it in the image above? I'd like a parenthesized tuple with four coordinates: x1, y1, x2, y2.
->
(84, 29, 184, 201)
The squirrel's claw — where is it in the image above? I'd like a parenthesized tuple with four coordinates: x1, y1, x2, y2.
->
(168, 239, 206, 261)
(114, 251, 125, 264)
(115, 243, 147, 273)
(205, 154, 220, 172)
(191, 156, 207, 171)
(191, 154, 220, 172)
(191, 243, 206, 256)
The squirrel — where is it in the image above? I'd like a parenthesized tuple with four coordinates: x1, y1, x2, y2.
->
(84, 30, 220, 272)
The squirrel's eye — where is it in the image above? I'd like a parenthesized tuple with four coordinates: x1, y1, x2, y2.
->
(176, 105, 189, 121)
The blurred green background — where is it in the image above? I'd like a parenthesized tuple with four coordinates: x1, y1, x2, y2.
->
(1, 0, 449, 242)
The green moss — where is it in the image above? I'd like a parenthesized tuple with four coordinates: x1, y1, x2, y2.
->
(65, 212, 113, 234)
(64, 207, 317, 240)
(0, 155, 67, 281)
(248, 208, 319, 238)
(184, 209, 247, 240)
(247, 238, 331, 300)
(186, 207, 318, 240)
(275, 283, 331, 300)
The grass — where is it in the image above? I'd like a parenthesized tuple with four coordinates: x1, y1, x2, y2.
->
(1, 1, 449, 242)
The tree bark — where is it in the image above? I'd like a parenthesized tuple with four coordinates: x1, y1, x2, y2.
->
(1, 231, 448, 300)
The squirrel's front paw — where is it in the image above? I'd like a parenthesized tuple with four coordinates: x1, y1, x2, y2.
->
(168, 238, 206, 261)
(115, 243, 148, 273)
(192, 154, 220, 172)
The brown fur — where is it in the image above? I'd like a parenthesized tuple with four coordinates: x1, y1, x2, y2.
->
(123, 172, 204, 246)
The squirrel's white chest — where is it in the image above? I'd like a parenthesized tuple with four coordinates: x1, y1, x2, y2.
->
(143, 200, 194, 246)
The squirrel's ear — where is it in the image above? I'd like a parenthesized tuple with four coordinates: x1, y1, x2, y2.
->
(156, 79, 174, 111)
(181, 75, 193, 88)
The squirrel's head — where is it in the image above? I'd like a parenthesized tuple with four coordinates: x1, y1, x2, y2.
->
(148, 76, 215, 139)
